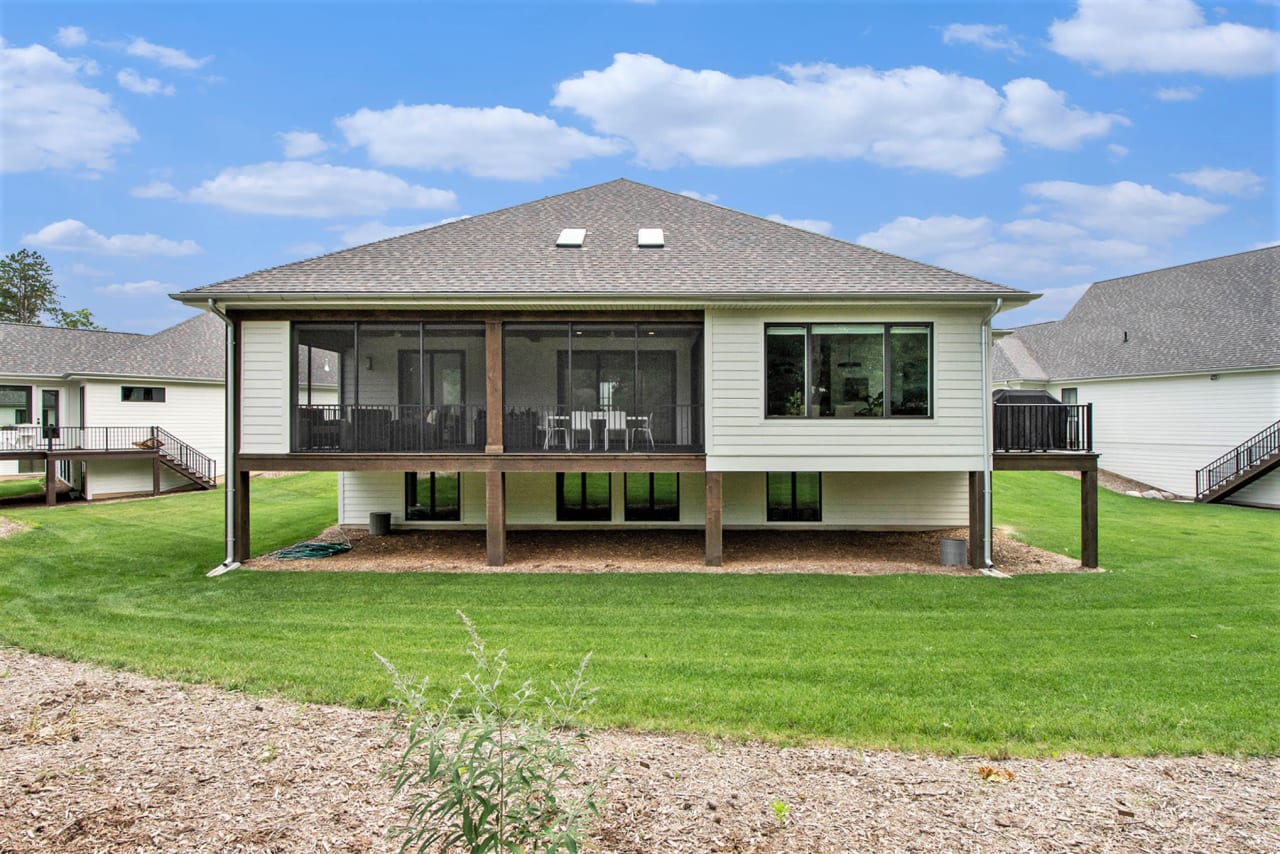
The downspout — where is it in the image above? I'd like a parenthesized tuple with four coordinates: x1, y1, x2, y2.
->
(981, 298, 1003, 572)
(206, 299, 240, 577)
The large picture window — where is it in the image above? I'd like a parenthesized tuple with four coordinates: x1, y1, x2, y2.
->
(765, 323, 931, 418)
(766, 472, 822, 522)
(405, 471, 461, 521)
(557, 472, 611, 521)
(624, 472, 680, 521)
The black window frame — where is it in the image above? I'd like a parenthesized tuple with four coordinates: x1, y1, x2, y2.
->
(556, 472, 612, 522)
(405, 471, 462, 521)
(121, 385, 166, 402)
(0, 385, 32, 423)
(763, 322, 933, 419)
(624, 472, 680, 522)
(766, 472, 822, 522)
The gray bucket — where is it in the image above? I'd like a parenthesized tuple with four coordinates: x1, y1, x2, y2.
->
(369, 511, 392, 536)
(939, 537, 967, 566)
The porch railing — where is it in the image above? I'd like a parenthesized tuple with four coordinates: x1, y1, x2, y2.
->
(993, 403, 1092, 452)
(0, 425, 216, 485)
(503, 404, 704, 453)
(293, 404, 486, 453)
(1195, 419, 1280, 499)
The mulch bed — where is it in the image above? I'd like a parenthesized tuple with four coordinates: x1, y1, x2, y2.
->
(2, 647, 1277, 852)
(245, 527, 1085, 576)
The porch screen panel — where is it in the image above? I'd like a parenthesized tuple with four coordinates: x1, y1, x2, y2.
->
(293, 323, 354, 452)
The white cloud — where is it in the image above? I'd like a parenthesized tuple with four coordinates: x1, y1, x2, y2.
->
(679, 190, 718, 202)
(1173, 167, 1264, 197)
(125, 36, 211, 70)
(96, 279, 172, 297)
(284, 241, 327, 257)
(337, 104, 624, 180)
(332, 217, 467, 247)
(68, 263, 108, 277)
(1107, 143, 1130, 159)
(131, 180, 181, 199)
(0, 41, 138, 173)
(764, 214, 833, 235)
(998, 78, 1127, 149)
(55, 26, 88, 48)
(553, 53, 1011, 177)
(942, 23, 1024, 54)
(996, 282, 1093, 327)
(1024, 180, 1228, 240)
(1049, 0, 1279, 76)
(1155, 85, 1201, 101)
(23, 219, 202, 256)
(117, 68, 175, 96)
(186, 161, 457, 217)
(279, 130, 329, 159)
(857, 215, 996, 256)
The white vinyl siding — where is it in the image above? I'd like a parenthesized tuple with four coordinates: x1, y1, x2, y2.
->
(81, 379, 224, 474)
(83, 457, 190, 499)
(706, 307, 986, 471)
(1048, 369, 1278, 497)
(1226, 470, 1280, 509)
(241, 321, 290, 454)
(339, 470, 486, 526)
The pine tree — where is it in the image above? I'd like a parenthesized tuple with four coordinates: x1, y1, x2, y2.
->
(0, 249, 103, 329)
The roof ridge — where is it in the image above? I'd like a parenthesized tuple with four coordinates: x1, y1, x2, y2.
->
(0, 320, 145, 337)
(1091, 244, 1280, 285)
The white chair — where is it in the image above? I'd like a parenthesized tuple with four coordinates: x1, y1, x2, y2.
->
(602, 410, 629, 451)
(628, 412, 655, 450)
(569, 410, 594, 450)
(538, 414, 569, 449)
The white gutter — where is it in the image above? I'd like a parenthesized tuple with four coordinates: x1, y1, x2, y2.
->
(981, 298, 1003, 572)
(205, 300, 240, 577)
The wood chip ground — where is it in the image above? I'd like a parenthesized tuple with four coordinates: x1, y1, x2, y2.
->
(2, 648, 1276, 853)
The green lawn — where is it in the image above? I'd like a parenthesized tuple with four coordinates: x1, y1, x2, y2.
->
(1, 470, 1277, 756)
(0, 476, 44, 501)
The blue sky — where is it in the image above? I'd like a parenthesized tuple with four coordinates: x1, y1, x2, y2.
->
(2, 0, 1275, 333)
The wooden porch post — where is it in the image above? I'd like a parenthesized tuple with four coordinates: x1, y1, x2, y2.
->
(968, 470, 986, 568)
(152, 453, 161, 496)
(232, 469, 251, 563)
(485, 320, 503, 455)
(1081, 468, 1098, 568)
(486, 469, 505, 566)
(45, 456, 57, 506)
(705, 471, 723, 567)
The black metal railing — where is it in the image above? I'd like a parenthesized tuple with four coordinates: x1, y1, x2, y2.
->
(153, 427, 218, 485)
(993, 402, 1092, 452)
(0, 425, 216, 486)
(1195, 419, 1280, 499)
(293, 404, 486, 453)
(503, 404, 704, 453)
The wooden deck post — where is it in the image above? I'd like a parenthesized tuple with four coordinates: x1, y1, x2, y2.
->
(45, 456, 57, 506)
(485, 320, 503, 455)
(152, 453, 162, 496)
(1082, 468, 1098, 568)
(968, 470, 986, 568)
(232, 469, 251, 563)
(705, 471, 723, 567)
(486, 470, 505, 566)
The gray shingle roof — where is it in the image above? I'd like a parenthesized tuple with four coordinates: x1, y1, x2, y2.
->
(994, 246, 1280, 381)
(178, 179, 1028, 301)
(0, 312, 224, 382)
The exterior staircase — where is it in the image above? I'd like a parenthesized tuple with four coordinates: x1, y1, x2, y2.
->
(1195, 420, 1280, 503)
(153, 427, 218, 489)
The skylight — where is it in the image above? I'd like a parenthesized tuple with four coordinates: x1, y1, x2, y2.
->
(637, 228, 664, 248)
(556, 228, 586, 248)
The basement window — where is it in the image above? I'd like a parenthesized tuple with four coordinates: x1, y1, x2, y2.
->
(121, 386, 166, 402)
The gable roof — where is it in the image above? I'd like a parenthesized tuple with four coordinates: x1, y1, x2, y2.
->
(994, 246, 1280, 382)
(176, 179, 1030, 304)
(0, 312, 224, 382)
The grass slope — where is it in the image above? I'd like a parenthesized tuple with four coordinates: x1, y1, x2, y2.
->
(1, 471, 1276, 756)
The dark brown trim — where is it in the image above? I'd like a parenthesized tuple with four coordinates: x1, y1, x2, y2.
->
(229, 309, 705, 323)
(152, 454, 161, 496)
(45, 457, 57, 506)
(992, 452, 1098, 472)
(486, 470, 505, 566)
(236, 452, 707, 473)
(1081, 469, 1098, 569)
(233, 469, 251, 563)
(705, 471, 723, 567)
(485, 320, 503, 453)
(968, 470, 985, 568)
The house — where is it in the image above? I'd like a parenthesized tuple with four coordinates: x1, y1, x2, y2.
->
(994, 246, 1280, 508)
(173, 179, 1099, 571)
(0, 313, 224, 501)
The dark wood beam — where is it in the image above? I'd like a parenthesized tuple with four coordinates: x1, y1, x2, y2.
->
(485, 320, 503, 454)
(45, 456, 57, 506)
(1082, 468, 1099, 569)
(968, 470, 985, 569)
(486, 470, 505, 566)
(152, 453, 161, 496)
(993, 452, 1099, 472)
(233, 469, 251, 563)
(236, 452, 707, 473)
(705, 471, 723, 567)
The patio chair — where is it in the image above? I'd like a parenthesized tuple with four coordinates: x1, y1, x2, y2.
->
(538, 413, 569, 450)
(628, 412, 655, 450)
(602, 410, 629, 451)
(569, 410, 594, 450)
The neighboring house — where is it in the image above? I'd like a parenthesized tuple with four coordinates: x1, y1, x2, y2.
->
(0, 313, 225, 500)
(994, 246, 1280, 508)
(174, 179, 1097, 570)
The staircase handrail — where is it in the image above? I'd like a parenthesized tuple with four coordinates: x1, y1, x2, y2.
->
(1196, 419, 1280, 499)
(153, 427, 218, 485)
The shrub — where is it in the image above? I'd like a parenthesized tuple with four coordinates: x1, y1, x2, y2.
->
(379, 611, 602, 853)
